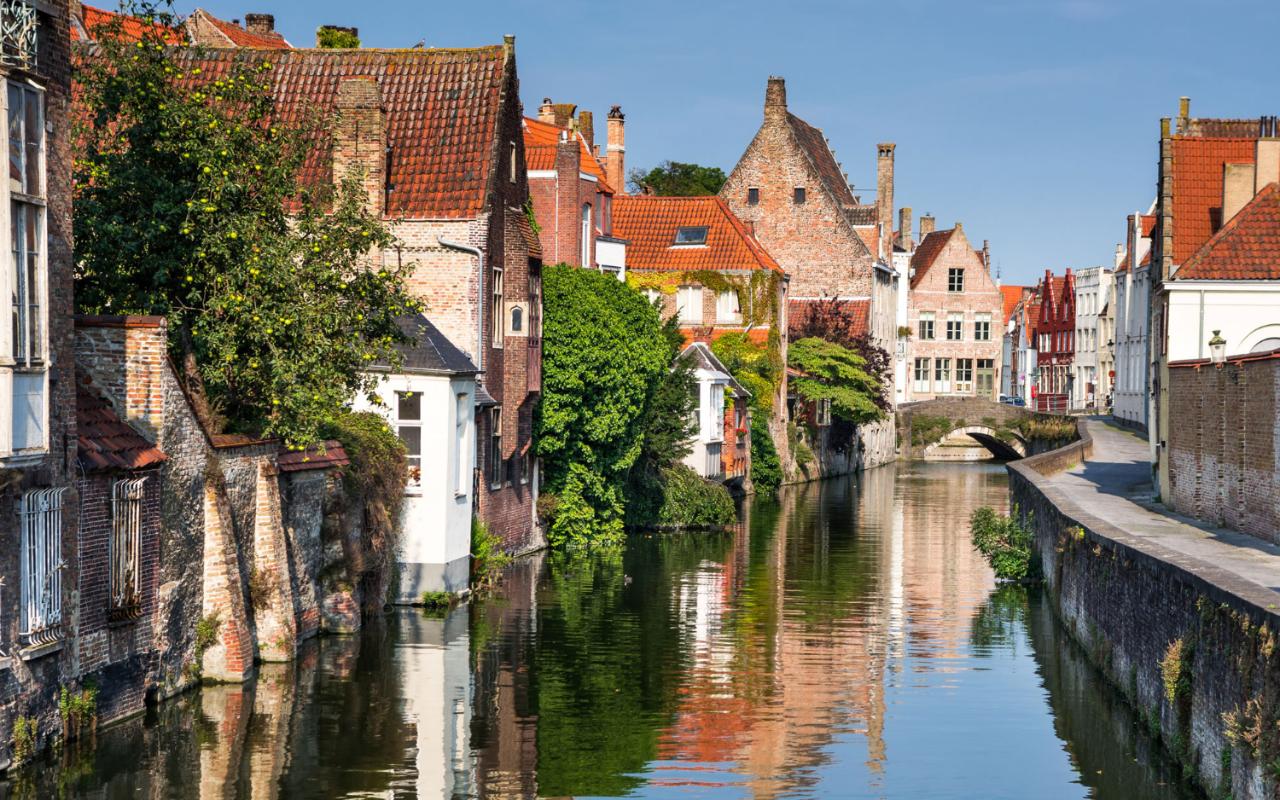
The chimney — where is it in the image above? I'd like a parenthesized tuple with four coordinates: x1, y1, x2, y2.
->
(244, 13, 274, 35)
(577, 110, 594, 153)
(876, 143, 895, 260)
(1114, 243, 1125, 269)
(1255, 138, 1280, 194)
(1222, 162, 1257, 225)
(554, 132, 579, 264)
(982, 239, 991, 271)
(765, 76, 787, 122)
(551, 103, 577, 130)
(919, 214, 936, 238)
(1176, 96, 1190, 135)
(898, 206, 913, 250)
(606, 105, 626, 195)
(334, 77, 387, 217)
(317, 25, 358, 47)
(538, 98, 555, 125)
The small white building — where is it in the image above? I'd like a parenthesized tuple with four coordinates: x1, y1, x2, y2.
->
(679, 343, 750, 482)
(1112, 210, 1154, 429)
(1072, 266, 1114, 410)
(356, 315, 478, 601)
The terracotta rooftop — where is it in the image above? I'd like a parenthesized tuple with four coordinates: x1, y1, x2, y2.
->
(277, 440, 351, 472)
(1169, 136, 1259, 265)
(787, 113, 856, 208)
(1177, 183, 1280, 280)
(77, 372, 167, 473)
(171, 45, 511, 219)
(613, 196, 784, 274)
(522, 116, 611, 192)
(188, 9, 293, 49)
(1000, 285, 1026, 325)
(72, 3, 184, 44)
(909, 228, 984, 289)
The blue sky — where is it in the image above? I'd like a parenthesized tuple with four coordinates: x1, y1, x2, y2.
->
(191, 0, 1280, 285)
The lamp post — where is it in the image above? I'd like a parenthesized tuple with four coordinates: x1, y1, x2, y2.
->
(1209, 330, 1227, 367)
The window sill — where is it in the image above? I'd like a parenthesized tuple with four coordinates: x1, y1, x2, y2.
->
(0, 451, 47, 468)
(19, 639, 63, 662)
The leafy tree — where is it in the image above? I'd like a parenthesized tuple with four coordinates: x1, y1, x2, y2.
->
(74, 2, 417, 445)
(788, 337, 885, 425)
(316, 25, 361, 48)
(790, 297, 892, 413)
(628, 160, 726, 196)
(711, 332, 784, 494)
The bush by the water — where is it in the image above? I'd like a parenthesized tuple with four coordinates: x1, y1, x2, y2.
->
(656, 465, 736, 529)
(970, 506, 1037, 582)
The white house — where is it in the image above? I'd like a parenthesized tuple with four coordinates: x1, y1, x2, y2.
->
(356, 315, 478, 600)
(679, 343, 750, 482)
(1072, 266, 1113, 410)
(1112, 210, 1154, 430)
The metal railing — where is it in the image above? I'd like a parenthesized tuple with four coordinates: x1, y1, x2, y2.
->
(19, 487, 65, 644)
(111, 477, 147, 619)
(0, 1, 37, 69)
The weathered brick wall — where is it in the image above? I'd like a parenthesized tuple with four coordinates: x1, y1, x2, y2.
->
(1168, 356, 1280, 544)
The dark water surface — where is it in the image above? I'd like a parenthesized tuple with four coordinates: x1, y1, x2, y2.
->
(13, 462, 1200, 799)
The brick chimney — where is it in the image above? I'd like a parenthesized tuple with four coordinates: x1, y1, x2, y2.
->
(765, 76, 787, 122)
(555, 132, 580, 264)
(333, 77, 387, 218)
(898, 207, 913, 251)
(876, 143, 895, 259)
(1222, 162, 1256, 225)
(244, 13, 274, 35)
(920, 214, 936, 238)
(551, 103, 577, 130)
(1255, 137, 1280, 194)
(577, 110, 594, 153)
(1175, 96, 1190, 135)
(538, 98, 555, 125)
(606, 105, 626, 195)
(982, 239, 991, 271)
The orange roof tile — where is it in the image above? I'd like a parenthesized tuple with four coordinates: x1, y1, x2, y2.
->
(522, 116, 611, 192)
(908, 227, 984, 288)
(613, 196, 784, 274)
(787, 112, 857, 208)
(1170, 137, 1258, 265)
(1000, 285, 1026, 325)
(854, 225, 878, 254)
(73, 4, 183, 44)
(172, 46, 509, 219)
(190, 8, 292, 49)
(77, 372, 167, 472)
(277, 440, 350, 472)
(1177, 183, 1280, 280)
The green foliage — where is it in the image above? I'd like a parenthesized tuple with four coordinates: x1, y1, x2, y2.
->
(748, 415, 782, 495)
(788, 337, 885, 425)
(969, 584, 1030, 653)
(59, 684, 99, 741)
(471, 516, 510, 590)
(419, 591, 457, 611)
(627, 160, 726, 196)
(195, 612, 221, 654)
(12, 715, 36, 763)
(536, 265, 675, 547)
(316, 25, 360, 48)
(711, 332, 786, 492)
(73, 2, 417, 445)
(1161, 637, 1194, 704)
(910, 415, 961, 447)
(655, 465, 736, 529)
(1013, 414, 1079, 442)
(970, 506, 1038, 583)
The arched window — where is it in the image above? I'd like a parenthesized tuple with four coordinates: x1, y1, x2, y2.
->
(1251, 337, 1280, 353)
(511, 305, 523, 333)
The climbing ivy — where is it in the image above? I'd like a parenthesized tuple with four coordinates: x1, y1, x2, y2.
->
(626, 269, 782, 328)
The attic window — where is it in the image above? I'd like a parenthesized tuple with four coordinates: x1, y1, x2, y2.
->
(673, 226, 708, 246)
(793, 187, 806, 204)
(747, 188, 759, 205)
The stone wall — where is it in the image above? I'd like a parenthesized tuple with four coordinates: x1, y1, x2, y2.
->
(1010, 427, 1280, 800)
(897, 397, 1029, 459)
(1167, 354, 1280, 545)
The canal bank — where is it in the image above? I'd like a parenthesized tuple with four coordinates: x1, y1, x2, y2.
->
(1009, 418, 1280, 800)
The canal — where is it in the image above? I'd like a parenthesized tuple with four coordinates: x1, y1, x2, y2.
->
(13, 462, 1199, 799)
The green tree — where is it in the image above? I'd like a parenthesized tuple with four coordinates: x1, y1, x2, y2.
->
(787, 337, 885, 425)
(316, 25, 361, 48)
(711, 332, 784, 494)
(74, 2, 416, 445)
(628, 160, 726, 196)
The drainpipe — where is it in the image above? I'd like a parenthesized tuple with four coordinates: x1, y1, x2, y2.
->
(438, 238, 485, 375)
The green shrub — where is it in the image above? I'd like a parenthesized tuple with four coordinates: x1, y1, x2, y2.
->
(970, 506, 1038, 582)
(656, 465, 736, 529)
(749, 415, 782, 495)
(316, 25, 360, 48)
(471, 516, 511, 591)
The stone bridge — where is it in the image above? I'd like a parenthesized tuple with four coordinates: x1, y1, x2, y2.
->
(897, 397, 1062, 461)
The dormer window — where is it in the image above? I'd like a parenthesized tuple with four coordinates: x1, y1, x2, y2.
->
(793, 187, 806, 204)
(747, 187, 759, 205)
(673, 226, 708, 246)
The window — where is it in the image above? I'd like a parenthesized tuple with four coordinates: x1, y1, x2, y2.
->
(947, 268, 964, 292)
(956, 358, 974, 393)
(487, 406, 503, 489)
(974, 313, 991, 341)
(520, 449, 532, 485)
(508, 141, 517, 183)
(111, 478, 147, 618)
(716, 290, 741, 324)
(913, 358, 930, 393)
(454, 394, 469, 496)
(396, 391, 422, 489)
(8, 82, 45, 453)
(600, 194, 612, 235)
(946, 313, 963, 341)
(747, 187, 759, 205)
(934, 358, 952, 394)
(677, 285, 702, 324)
(918, 312, 935, 340)
(510, 305, 523, 334)
(673, 226, 708, 246)
(580, 203, 592, 267)
(710, 383, 724, 442)
(793, 187, 806, 204)
(19, 487, 65, 643)
(815, 398, 832, 427)
(491, 264, 503, 348)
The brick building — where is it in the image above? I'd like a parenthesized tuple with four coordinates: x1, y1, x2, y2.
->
(720, 76, 898, 470)
(183, 8, 293, 48)
(175, 41, 544, 553)
(1033, 269, 1075, 412)
(523, 102, 625, 274)
(905, 223, 1002, 401)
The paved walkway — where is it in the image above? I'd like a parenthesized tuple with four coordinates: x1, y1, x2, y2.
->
(1045, 418, 1280, 599)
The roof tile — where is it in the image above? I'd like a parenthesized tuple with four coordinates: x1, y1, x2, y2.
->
(613, 196, 784, 274)
(77, 373, 167, 473)
(1177, 183, 1280, 280)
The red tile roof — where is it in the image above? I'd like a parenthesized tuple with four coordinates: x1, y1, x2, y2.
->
(1000, 285, 1026, 325)
(613, 196, 784, 273)
(909, 228, 955, 287)
(172, 45, 510, 219)
(277, 440, 350, 472)
(77, 373, 167, 473)
(1177, 183, 1280, 280)
(522, 116, 611, 193)
(1170, 137, 1258, 265)
(189, 9, 292, 49)
(787, 112, 858, 208)
(72, 4, 184, 44)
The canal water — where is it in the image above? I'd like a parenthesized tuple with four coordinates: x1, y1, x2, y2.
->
(12, 462, 1200, 799)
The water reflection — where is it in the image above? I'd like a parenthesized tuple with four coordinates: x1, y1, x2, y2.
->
(11, 463, 1199, 799)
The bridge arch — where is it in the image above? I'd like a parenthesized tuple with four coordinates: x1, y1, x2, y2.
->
(920, 425, 1026, 461)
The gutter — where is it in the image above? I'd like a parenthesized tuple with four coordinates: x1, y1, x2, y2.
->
(438, 238, 485, 376)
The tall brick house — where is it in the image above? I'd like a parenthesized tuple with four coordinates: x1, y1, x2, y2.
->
(1033, 269, 1075, 412)
(175, 42, 544, 553)
(905, 223, 1002, 401)
(721, 76, 897, 470)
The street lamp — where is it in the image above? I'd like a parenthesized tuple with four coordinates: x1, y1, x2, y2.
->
(1209, 330, 1227, 367)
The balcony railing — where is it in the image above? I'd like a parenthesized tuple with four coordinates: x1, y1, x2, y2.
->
(1, 1, 37, 69)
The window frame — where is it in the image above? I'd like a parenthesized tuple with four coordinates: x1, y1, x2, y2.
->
(395, 389, 423, 491)
(487, 405, 504, 490)
(747, 187, 759, 205)
(110, 477, 147, 619)
(19, 487, 65, 644)
(715, 289, 741, 324)
(454, 393, 469, 497)
(677, 285, 703, 325)
(974, 313, 991, 342)
(491, 263, 504, 349)
(913, 357, 931, 394)
(918, 312, 935, 341)
(580, 203, 592, 267)
(947, 267, 965, 292)
(955, 358, 974, 393)
(946, 313, 963, 341)
(672, 226, 708, 246)
(934, 358, 952, 394)
(793, 186, 806, 204)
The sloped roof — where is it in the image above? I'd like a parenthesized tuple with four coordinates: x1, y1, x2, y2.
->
(1177, 183, 1280, 280)
(1170, 137, 1258, 265)
(787, 113, 857, 207)
(522, 116, 611, 192)
(188, 9, 293, 49)
(680, 342, 751, 398)
(1000, 285, 1026, 325)
(278, 440, 350, 472)
(613, 196, 784, 273)
(373, 314, 479, 375)
(909, 228, 955, 284)
(72, 3, 184, 44)
(171, 45, 510, 219)
(77, 372, 167, 473)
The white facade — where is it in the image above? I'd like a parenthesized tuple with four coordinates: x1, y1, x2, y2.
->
(355, 371, 476, 599)
(892, 249, 912, 405)
(1071, 267, 1113, 410)
(1113, 210, 1155, 429)
(399, 608, 474, 796)
(679, 343, 747, 481)
(1164, 282, 1280, 360)
(596, 235, 626, 280)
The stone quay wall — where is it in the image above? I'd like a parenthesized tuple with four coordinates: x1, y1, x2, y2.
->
(1009, 423, 1280, 800)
